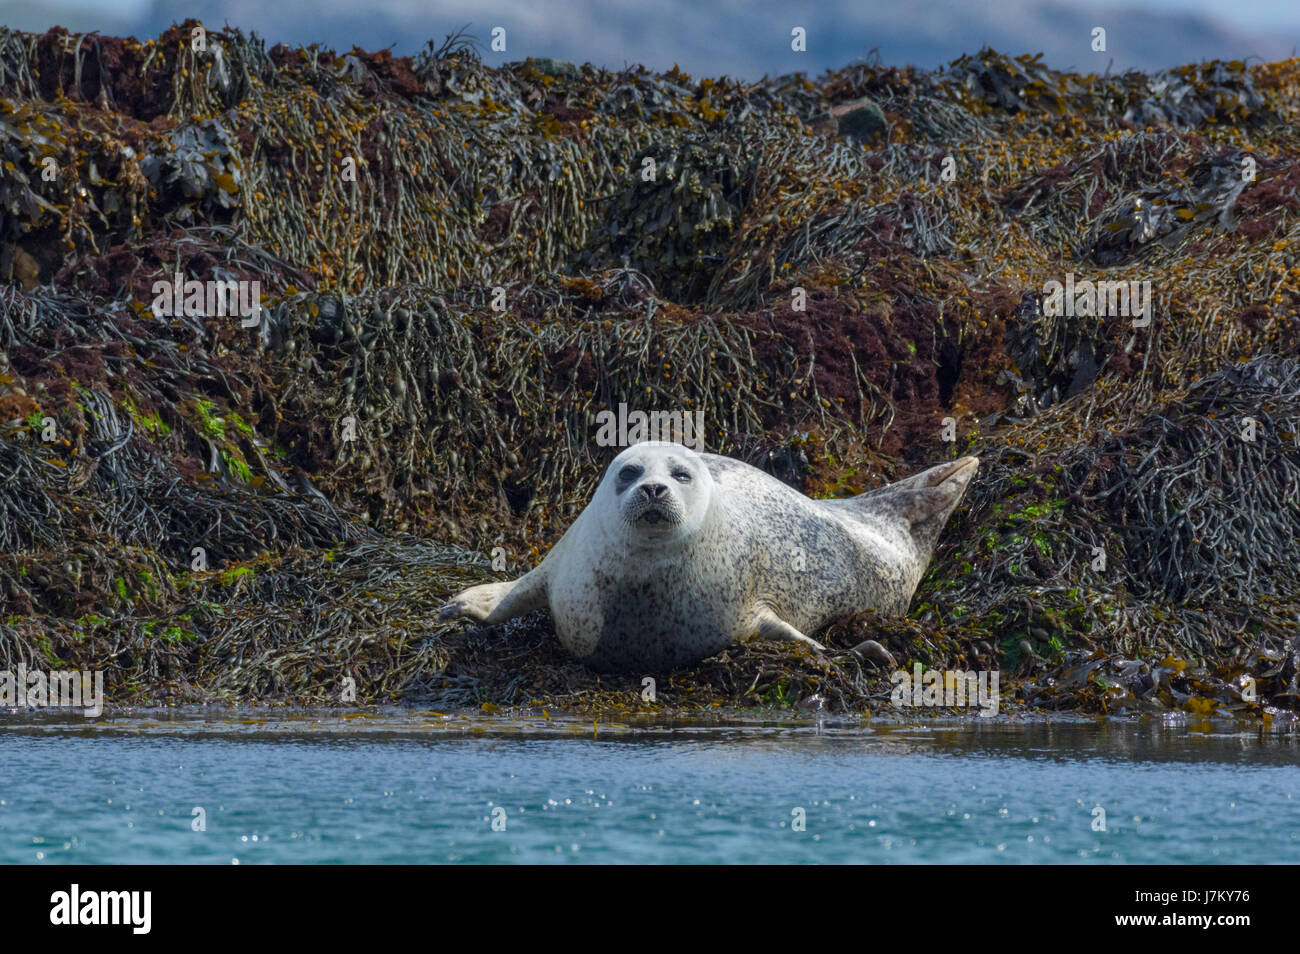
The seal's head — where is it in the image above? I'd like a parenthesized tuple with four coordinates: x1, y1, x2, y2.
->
(599, 441, 714, 544)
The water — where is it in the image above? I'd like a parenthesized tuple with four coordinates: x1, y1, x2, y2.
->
(1, 709, 1296, 863)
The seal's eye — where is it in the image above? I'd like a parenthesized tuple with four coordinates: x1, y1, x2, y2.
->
(672, 470, 692, 482)
(616, 465, 642, 489)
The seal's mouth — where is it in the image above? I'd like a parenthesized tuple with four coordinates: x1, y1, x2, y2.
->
(623, 501, 682, 528)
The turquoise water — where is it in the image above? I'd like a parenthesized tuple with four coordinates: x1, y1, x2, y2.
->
(1, 710, 1296, 863)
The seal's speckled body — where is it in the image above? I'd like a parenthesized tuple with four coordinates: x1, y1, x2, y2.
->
(438, 442, 978, 672)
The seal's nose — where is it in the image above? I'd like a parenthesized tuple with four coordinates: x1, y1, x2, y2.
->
(639, 482, 668, 501)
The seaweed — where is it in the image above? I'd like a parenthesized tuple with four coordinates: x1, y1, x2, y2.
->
(1, 22, 1298, 717)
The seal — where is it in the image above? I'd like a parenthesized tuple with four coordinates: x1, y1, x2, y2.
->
(438, 442, 978, 673)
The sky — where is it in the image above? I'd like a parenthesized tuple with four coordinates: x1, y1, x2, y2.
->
(2, 0, 1297, 76)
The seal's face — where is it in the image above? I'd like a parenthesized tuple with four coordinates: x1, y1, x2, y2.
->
(604, 442, 712, 543)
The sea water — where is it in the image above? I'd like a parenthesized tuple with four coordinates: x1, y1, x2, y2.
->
(0, 710, 1295, 864)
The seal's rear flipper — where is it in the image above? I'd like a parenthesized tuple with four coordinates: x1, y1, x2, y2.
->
(852, 456, 979, 555)
(751, 608, 827, 653)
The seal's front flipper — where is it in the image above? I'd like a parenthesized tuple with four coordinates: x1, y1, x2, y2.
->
(438, 569, 548, 625)
(753, 608, 827, 653)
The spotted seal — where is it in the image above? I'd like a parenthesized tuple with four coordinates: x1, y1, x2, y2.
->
(438, 442, 978, 672)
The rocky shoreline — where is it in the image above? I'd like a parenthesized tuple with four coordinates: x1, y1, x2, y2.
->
(1, 23, 1297, 717)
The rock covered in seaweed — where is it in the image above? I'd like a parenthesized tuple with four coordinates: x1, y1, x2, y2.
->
(0, 24, 1297, 715)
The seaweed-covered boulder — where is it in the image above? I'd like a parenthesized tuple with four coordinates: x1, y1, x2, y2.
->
(1, 22, 1299, 714)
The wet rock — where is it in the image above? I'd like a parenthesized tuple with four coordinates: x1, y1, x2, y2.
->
(831, 96, 888, 144)
(526, 57, 580, 81)
(311, 295, 346, 345)
(850, 639, 897, 669)
(731, 433, 811, 490)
